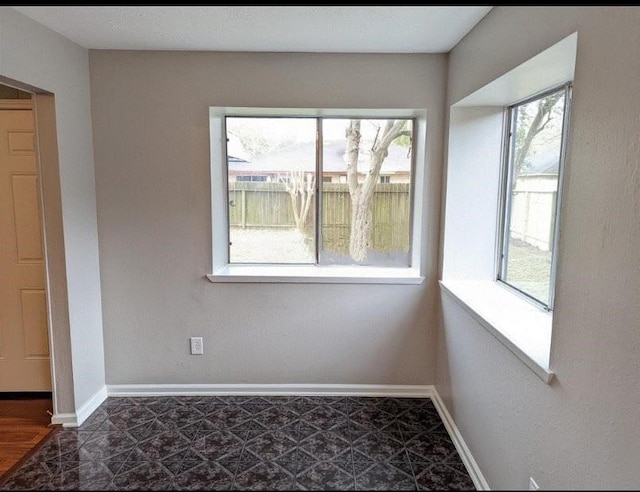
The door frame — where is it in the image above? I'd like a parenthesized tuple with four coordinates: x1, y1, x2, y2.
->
(0, 77, 73, 421)
(0, 97, 51, 392)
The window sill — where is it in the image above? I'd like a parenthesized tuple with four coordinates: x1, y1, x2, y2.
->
(208, 264, 424, 284)
(439, 279, 554, 384)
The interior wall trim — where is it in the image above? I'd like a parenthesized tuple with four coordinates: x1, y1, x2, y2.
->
(430, 387, 490, 490)
(51, 385, 108, 428)
(106, 383, 432, 397)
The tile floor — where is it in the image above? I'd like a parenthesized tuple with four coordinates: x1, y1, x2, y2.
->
(0, 396, 475, 490)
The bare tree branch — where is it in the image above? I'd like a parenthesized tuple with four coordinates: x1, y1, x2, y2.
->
(514, 92, 563, 172)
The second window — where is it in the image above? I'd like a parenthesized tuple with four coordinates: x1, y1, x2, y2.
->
(498, 85, 571, 309)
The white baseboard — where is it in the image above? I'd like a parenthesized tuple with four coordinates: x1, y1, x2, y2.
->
(75, 385, 108, 426)
(106, 383, 432, 398)
(51, 385, 108, 428)
(50, 412, 76, 426)
(430, 387, 490, 491)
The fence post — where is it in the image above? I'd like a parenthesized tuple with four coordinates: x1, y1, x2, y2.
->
(524, 191, 530, 244)
(549, 190, 557, 249)
(241, 189, 246, 229)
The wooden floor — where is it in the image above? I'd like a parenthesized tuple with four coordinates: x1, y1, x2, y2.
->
(0, 394, 55, 477)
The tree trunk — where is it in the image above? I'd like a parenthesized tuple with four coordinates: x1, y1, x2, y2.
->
(285, 171, 314, 231)
(349, 196, 373, 262)
(347, 119, 409, 262)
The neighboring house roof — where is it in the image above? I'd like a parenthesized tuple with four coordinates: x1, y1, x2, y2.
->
(521, 149, 560, 176)
(228, 140, 412, 174)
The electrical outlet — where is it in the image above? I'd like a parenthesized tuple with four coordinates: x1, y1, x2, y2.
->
(190, 337, 203, 355)
(528, 477, 540, 491)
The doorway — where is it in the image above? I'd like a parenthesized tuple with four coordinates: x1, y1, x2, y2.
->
(0, 87, 51, 392)
(0, 83, 54, 477)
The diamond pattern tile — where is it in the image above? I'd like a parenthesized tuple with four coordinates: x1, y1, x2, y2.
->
(414, 462, 476, 491)
(296, 460, 355, 490)
(353, 461, 416, 490)
(111, 460, 176, 490)
(396, 405, 444, 433)
(191, 430, 246, 461)
(298, 431, 352, 462)
(78, 430, 138, 461)
(233, 457, 296, 490)
(349, 406, 400, 432)
(243, 430, 298, 461)
(202, 405, 255, 431)
(299, 405, 349, 432)
(0, 396, 476, 491)
(133, 430, 192, 461)
(403, 430, 459, 463)
(252, 405, 300, 431)
(173, 461, 235, 491)
(51, 460, 117, 491)
(350, 431, 409, 464)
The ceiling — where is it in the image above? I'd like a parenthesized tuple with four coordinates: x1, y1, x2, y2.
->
(12, 6, 493, 53)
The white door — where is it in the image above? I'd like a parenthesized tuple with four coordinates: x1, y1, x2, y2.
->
(0, 106, 51, 391)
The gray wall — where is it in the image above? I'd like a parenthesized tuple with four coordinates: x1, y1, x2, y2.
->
(89, 51, 446, 386)
(0, 8, 105, 413)
(438, 7, 640, 489)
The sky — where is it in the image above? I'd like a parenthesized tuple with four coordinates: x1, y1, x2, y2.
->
(226, 117, 409, 160)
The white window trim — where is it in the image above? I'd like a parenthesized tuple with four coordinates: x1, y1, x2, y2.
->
(208, 107, 426, 284)
(441, 32, 578, 384)
(440, 279, 554, 383)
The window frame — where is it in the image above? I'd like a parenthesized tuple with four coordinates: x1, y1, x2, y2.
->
(208, 107, 427, 284)
(495, 83, 572, 311)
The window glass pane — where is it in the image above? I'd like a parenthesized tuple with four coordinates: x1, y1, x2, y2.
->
(320, 118, 413, 267)
(502, 89, 566, 305)
(226, 117, 316, 264)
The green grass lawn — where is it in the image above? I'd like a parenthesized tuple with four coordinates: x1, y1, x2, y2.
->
(504, 238, 552, 304)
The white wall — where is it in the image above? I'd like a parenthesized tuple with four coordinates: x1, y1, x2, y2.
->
(0, 8, 105, 414)
(89, 51, 446, 386)
(438, 6, 640, 489)
(442, 106, 503, 281)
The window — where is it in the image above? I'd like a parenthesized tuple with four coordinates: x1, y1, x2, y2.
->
(497, 84, 571, 309)
(441, 33, 577, 383)
(225, 116, 414, 268)
(209, 107, 426, 284)
(380, 175, 391, 184)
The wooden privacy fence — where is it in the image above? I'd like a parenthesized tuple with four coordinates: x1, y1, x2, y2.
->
(509, 189, 558, 252)
(228, 182, 411, 255)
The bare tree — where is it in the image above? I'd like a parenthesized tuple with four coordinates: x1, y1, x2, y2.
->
(282, 171, 315, 232)
(514, 92, 564, 173)
(346, 120, 410, 262)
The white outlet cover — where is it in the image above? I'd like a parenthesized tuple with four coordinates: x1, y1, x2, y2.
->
(190, 337, 203, 355)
